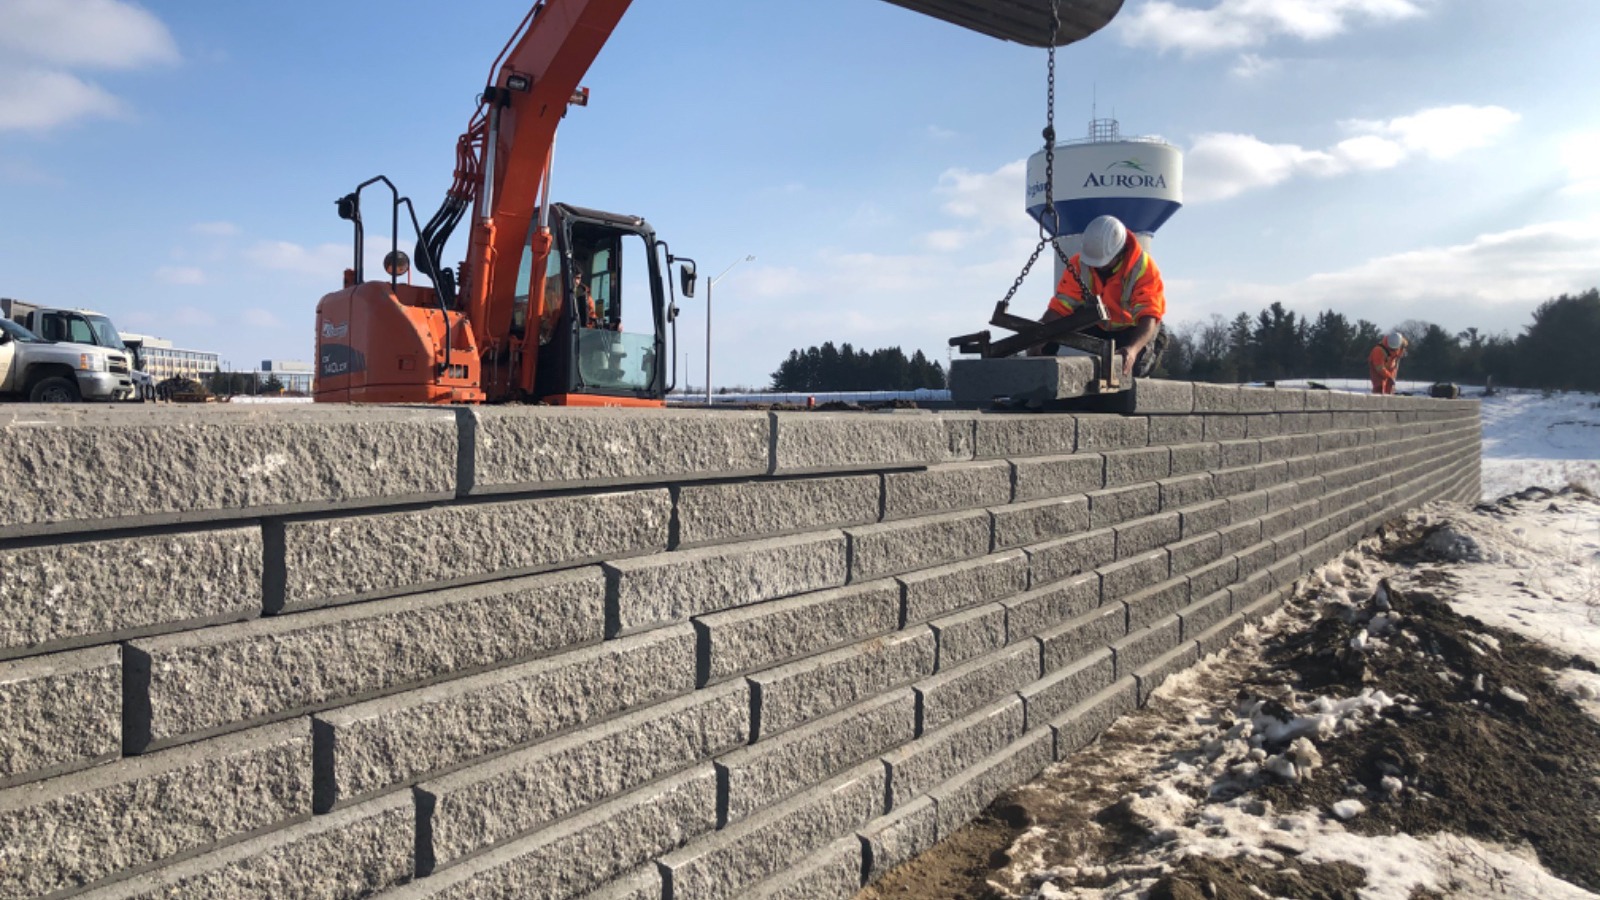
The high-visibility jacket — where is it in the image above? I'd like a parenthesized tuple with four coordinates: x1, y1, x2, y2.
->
(1047, 236, 1165, 329)
(1368, 344, 1404, 380)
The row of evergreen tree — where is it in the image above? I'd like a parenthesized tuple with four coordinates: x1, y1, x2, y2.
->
(769, 343, 946, 392)
(1158, 289, 1599, 392)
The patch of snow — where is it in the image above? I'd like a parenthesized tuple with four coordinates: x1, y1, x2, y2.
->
(1479, 389, 1600, 500)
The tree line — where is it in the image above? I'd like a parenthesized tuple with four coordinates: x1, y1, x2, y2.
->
(1158, 288, 1600, 392)
(770, 343, 947, 392)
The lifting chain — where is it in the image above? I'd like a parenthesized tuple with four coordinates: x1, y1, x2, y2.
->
(999, 0, 1073, 309)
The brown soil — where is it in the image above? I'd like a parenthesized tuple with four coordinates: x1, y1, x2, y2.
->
(857, 508, 1600, 899)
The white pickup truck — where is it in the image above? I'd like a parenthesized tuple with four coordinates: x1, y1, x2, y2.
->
(0, 318, 134, 402)
(1, 297, 151, 400)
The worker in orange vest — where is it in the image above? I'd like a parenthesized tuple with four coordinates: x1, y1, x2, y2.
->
(1029, 215, 1168, 378)
(1368, 332, 1408, 394)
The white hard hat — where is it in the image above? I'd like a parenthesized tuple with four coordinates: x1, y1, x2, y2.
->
(1383, 332, 1406, 350)
(1079, 216, 1128, 268)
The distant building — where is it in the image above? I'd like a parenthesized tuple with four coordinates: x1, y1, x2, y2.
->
(120, 332, 220, 382)
(259, 360, 315, 393)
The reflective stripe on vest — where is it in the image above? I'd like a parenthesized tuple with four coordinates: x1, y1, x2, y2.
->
(1121, 252, 1150, 313)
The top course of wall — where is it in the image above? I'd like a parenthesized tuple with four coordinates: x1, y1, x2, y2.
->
(0, 385, 1478, 539)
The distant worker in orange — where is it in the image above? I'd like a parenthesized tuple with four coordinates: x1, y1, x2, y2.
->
(1029, 215, 1168, 378)
(1368, 332, 1408, 394)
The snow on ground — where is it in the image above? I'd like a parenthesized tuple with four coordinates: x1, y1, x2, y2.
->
(1479, 390, 1600, 500)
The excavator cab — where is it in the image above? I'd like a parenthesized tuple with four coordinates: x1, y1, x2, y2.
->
(525, 203, 670, 407)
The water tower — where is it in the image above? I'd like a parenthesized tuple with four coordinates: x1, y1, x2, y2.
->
(1025, 118, 1182, 281)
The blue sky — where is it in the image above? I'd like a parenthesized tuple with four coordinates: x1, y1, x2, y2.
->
(2, 0, 1597, 387)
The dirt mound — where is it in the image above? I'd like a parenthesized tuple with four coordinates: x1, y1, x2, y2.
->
(1147, 855, 1370, 900)
(1252, 534, 1600, 891)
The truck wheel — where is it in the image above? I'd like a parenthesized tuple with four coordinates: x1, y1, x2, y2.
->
(30, 376, 82, 403)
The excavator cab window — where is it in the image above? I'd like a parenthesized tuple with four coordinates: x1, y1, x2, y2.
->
(569, 228, 657, 393)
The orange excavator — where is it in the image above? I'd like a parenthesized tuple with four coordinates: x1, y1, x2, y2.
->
(313, 0, 1123, 405)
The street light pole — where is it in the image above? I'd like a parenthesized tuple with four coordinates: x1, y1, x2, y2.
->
(705, 254, 755, 407)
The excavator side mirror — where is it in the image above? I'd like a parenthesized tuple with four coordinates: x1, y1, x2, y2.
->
(383, 250, 411, 277)
(336, 194, 359, 221)
(679, 264, 697, 299)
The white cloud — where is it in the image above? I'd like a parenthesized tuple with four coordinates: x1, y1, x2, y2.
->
(926, 124, 958, 141)
(191, 221, 240, 237)
(1119, 0, 1430, 54)
(0, 0, 180, 69)
(1558, 132, 1600, 196)
(0, 0, 178, 133)
(0, 66, 123, 131)
(171, 307, 217, 328)
(246, 240, 351, 280)
(242, 309, 281, 329)
(937, 160, 1027, 232)
(1230, 53, 1281, 79)
(1208, 219, 1600, 329)
(1185, 104, 1517, 202)
(154, 265, 206, 285)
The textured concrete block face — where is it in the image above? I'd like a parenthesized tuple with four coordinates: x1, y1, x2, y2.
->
(0, 405, 458, 537)
(1103, 447, 1170, 487)
(771, 412, 946, 475)
(1180, 500, 1232, 538)
(1178, 590, 1232, 641)
(1195, 616, 1250, 658)
(420, 683, 750, 868)
(941, 414, 978, 462)
(1052, 679, 1137, 758)
(698, 580, 901, 683)
(0, 528, 261, 658)
(676, 475, 879, 547)
(744, 836, 862, 900)
(930, 603, 1009, 671)
(578, 867, 662, 900)
(932, 729, 1053, 837)
(751, 629, 936, 739)
(1228, 491, 1269, 523)
(901, 551, 1028, 625)
(1027, 528, 1116, 587)
(972, 415, 1076, 460)
(1099, 550, 1168, 602)
(660, 762, 885, 900)
(860, 796, 937, 884)
(1123, 578, 1190, 630)
(883, 461, 1011, 521)
(1212, 465, 1257, 498)
(1135, 643, 1202, 705)
(847, 511, 991, 582)
(463, 407, 769, 494)
(1076, 415, 1149, 452)
(885, 697, 1023, 808)
(1159, 472, 1216, 511)
(1192, 384, 1278, 414)
(314, 626, 695, 807)
(0, 721, 311, 898)
(1088, 483, 1160, 529)
(1011, 453, 1104, 502)
(992, 496, 1090, 550)
(277, 489, 667, 611)
(949, 356, 1100, 402)
(1218, 440, 1262, 468)
(1020, 647, 1114, 728)
(1003, 573, 1101, 642)
(1112, 616, 1182, 678)
(1187, 554, 1239, 602)
(1169, 533, 1224, 576)
(721, 691, 914, 824)
(1148, 415, 1204, 445)
(918, 642, 1038, 733)
(1245, 415, 1283, 439)
(1038, 604, 1126, 673)
(0, 647, 119, 787)
(608, 531, 847, 635)
(391, 767, 718, 900)
(1202, 415, 1248, 441)
(1115, 513, 1181, 560)
(126, 568, 607, 751)
(78, 792, 413, 900)
(1128, 378, 1195, 413)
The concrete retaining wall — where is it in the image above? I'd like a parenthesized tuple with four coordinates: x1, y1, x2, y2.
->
(0, 387, 1481, 899)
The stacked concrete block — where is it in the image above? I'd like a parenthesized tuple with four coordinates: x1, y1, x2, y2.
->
(0, 392, 1480, 898)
